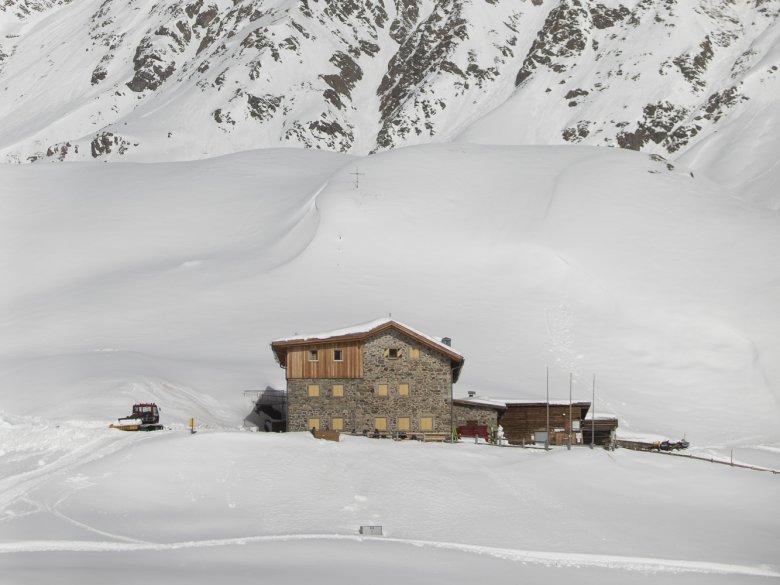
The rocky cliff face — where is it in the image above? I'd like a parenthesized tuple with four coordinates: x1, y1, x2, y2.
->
(1, 0, 778, 196)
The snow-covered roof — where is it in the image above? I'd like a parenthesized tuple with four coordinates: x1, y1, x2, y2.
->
(583, 412, 619, 421)
(272, 317, 463, 358)
(454, 397, 595, 411)
(504, 399, 592, 407)
(453, 396, 509, 409)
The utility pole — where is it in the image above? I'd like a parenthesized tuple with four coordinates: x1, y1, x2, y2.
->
(568, 372, 573, 450)
(591, 373, 596, 449)
(545, 366, 550, 451)
(351, 168, 365, 189)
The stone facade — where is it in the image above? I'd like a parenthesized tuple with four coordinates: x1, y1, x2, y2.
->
(287, 328, 454, 434)
(453, 404, 500, 428)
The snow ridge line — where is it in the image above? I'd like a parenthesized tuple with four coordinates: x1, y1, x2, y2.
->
(0, 534, 777, 577)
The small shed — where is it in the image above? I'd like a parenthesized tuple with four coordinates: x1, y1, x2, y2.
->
(581, 416, 619, 446)
(501, 401, 591, 446)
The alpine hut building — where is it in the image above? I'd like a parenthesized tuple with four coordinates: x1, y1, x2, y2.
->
(270, 318, 465, 438)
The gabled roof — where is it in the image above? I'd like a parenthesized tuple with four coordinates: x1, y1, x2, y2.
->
(271, 318, 464, 382)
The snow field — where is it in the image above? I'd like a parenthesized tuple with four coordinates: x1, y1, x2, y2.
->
(0, 429, 778, 584)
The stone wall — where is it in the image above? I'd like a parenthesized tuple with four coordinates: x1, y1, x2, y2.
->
(287, 328, 454, 434)
(453, 404, 500, 428)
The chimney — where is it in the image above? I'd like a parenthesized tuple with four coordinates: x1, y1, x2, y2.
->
(442, 337, 451, 347)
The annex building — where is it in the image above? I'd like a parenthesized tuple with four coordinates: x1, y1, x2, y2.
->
(271, 318, 464, 436)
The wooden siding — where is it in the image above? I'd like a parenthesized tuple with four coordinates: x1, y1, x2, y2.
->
(501, 403, 590, 445)
(287, 341, 363, 379)
(271, 319, 464, 382)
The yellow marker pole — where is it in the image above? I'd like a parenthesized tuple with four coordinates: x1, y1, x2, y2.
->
(189, 418, 195, 434)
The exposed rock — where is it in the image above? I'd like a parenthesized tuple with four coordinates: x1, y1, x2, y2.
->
(46, 141, 76, 161)
(91, 64, 108, 85)
(617, 101, 688, 150)
(320, 51, 363, 110)
(673, 36, 713, 91)
(126, 36, 176, 92)
(389, 0, 421, 44)
(562, 121, 592, 142)
(376, 1, 468, 148)
(589, 3, 630, 29)
(247, 94, 282, 122)
(194, 5, 218, 28)
(185, 0, 203, 19)
(516, 0, 590, 86)
(564, 87, 589, 106)
(665, 86, 748, 152)
(90, 132, 133, 157)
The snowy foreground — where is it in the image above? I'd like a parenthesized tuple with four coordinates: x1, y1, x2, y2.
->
(0, 426, 778, 585)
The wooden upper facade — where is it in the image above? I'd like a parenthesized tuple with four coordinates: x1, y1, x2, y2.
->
(283, 341, 364, 379)
(271, 319, 464, 382)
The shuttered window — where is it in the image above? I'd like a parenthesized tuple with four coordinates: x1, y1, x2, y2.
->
(308, 384, 319, 397)
(398, 417, 410, 431)
(332, 384, 344, 397)
(410, 348, 420, 360)
(377, 384, 388, 396)
(398, 383, 409, 396)
(375, 417, 387, 431)
(308, 418, 320, 431)
(420, 417, 433, 432)
(332, 417, 344, 431)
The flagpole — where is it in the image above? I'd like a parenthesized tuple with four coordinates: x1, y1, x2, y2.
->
(546, 366, 550, 451)
(591, 373, 596, 449)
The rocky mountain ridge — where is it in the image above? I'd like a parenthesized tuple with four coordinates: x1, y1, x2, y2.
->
(1, 0, 778, 202)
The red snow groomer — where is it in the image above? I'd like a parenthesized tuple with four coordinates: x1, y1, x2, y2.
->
(109, 403, 164, 431)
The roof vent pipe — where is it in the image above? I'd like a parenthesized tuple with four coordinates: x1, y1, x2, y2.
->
(442, 337, 451, 347)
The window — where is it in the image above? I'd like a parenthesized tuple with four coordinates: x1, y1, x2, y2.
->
(332, 384, 344, 397)
(420, 417, 433, 432)
(308, 418, 320, 431)
(307, 384, 320, 397)
(374, 417, 387, 431)
(377, 384, 388, 396)
(398, 383, 409, 396)
(410, 347, 420, 360)
(309, 350, 318, 362)
(332, 417, 344, 431)
(333, 349, 343, 362)
(398, 417, 410, 432)
(385, 348, 401, 359)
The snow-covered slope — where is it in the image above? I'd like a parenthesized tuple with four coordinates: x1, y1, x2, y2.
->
(1, 0, 778, 204)
(0, 430, 778, 584)
(2, 144, 779, 445)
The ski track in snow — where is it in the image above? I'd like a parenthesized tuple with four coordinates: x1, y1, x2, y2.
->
(0, 421, 156, 519)
(0, 534, 777, 578)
